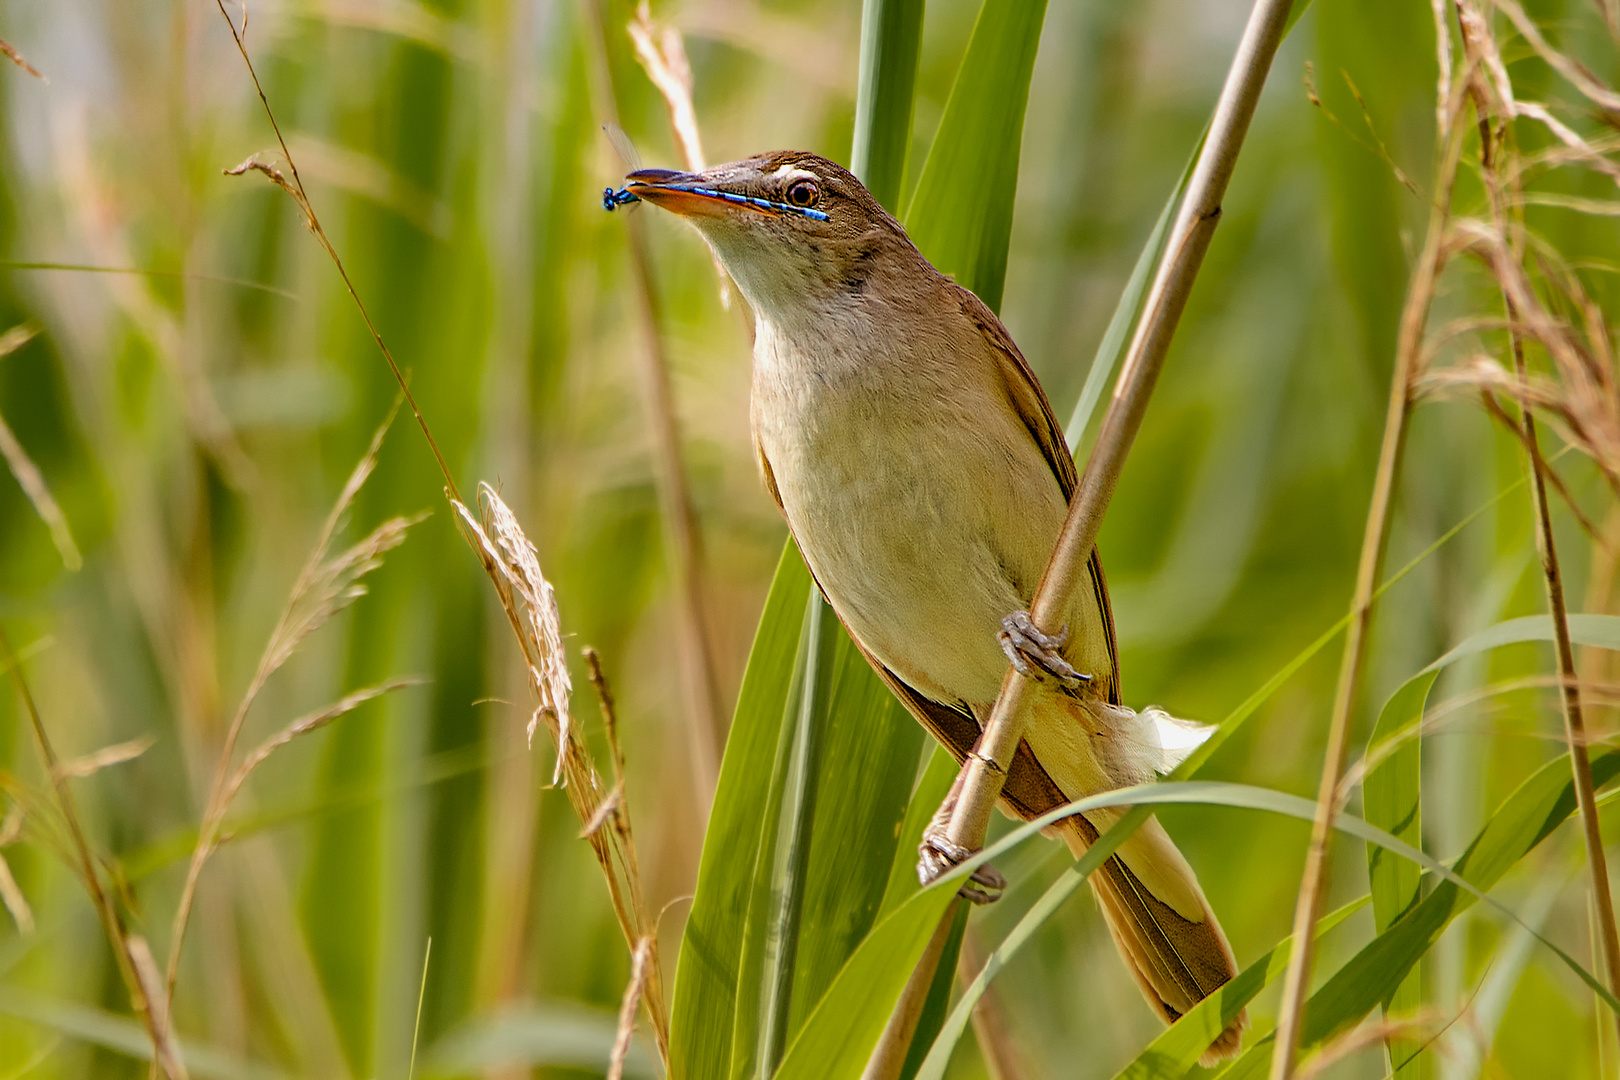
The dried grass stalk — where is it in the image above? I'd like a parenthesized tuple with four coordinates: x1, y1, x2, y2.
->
(628, 0, 734, 308)
(450, 485, 669, 1061)
(452, 483, 573, 772)
(628, 3, 705, 173)
(0, 323, 83, 571)
(0, 37, 45, 81)
(128, 935, 188, 1080)
(608, 935, 654, 1080)
(0, 627, 177, 1074)
(1454, 0, 1620, 1035)
(1271, 53, 1475, 1080)
(1289, 3, 1620, 1071)
(584, 0, 726, 806)
(0, 850, 33, 934)
(53, 736, 155, 781)
(162, 410, 421, 1022)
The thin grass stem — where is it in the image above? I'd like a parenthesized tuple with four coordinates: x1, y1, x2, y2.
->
(581, 0, 724, 804)
(0, 628, 187, 1079)
(209, 0, 459, 500)
(1462, 0, 1620, 1033)
(1268, 69, 1474, 1080)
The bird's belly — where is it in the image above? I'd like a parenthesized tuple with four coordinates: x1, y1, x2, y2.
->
(758, 383, 1067, 709)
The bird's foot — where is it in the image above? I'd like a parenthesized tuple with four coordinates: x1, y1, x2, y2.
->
(999, 610, 1091, 690)
(919, 827, 1006, 905)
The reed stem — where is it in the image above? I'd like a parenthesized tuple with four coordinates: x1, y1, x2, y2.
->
(866, 0, 1295, 1072)
(1267, 80, 1471, 1080)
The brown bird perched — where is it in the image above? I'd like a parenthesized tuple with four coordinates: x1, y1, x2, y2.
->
(621, 151, 1244, 1062)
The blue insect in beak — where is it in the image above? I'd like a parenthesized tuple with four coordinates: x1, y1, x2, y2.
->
(602, 186, 640, 211)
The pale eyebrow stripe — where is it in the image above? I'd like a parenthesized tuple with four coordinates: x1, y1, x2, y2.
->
(770, 164, 820, 183)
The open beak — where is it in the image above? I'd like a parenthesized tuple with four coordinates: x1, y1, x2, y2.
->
(625, 167, 774, 220)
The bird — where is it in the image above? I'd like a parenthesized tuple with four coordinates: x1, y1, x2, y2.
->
(621, 150, 1244, 1062)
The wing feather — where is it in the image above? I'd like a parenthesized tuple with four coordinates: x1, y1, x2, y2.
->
(949, 283, 1121, 705)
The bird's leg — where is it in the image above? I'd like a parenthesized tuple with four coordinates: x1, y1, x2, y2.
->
(999, 610, 1090, 690)
(918, 769, 1006, 904)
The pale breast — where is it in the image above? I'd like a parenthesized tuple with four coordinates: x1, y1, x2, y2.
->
(750, 307, 1084, 710)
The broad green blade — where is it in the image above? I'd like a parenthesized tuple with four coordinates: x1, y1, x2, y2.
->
(902, 0, 1050, 311)
(669, 548, 812, 1078)
(727, 596, 923, 1080)
(1211, 747, 1620, 1077)
(851, 0, 925, 211)
(670, 3, 932, 1074)
(782, 764, 1620, 1080)
(897, 904, 969, 1080)
(1108, 899, 1370, 1080)
(1365, 614, 1620, 1076)
(772, 876, 963, 1080)
(1063, 132, 1202, 450)
(1365, 666, 1426, 1077)
(785, 645, 923, 1036)
(731, 592, 824, 1080)
(876, 746, 958, 922)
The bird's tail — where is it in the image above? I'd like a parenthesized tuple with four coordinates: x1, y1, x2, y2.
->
(1058, 811, 1246, 1065)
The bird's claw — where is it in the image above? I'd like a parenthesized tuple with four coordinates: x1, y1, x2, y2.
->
(999, 610, 1091, 690)
(919, 831, 1006, 905)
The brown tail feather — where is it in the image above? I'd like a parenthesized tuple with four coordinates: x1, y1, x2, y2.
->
(1062, 815, 1246, 1065)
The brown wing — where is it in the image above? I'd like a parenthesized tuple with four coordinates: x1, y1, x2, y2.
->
(756, 435, 785, 516)
(758, 438, 1110, 836)
(845, 627, 1106, 830)
(950, 283, 1121, 706)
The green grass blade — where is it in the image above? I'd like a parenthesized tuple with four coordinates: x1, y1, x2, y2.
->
(1365, 673, 1427, 1077)
(1366, 613, 1620, 1075)
(785, 643, 924, 1036)
(1063, 130, 1203, 449)
(1366, 614, 1620, 791)
(1109, 899, 1370, 1080)
(669, 547, 812, 1079)
(740, 593, 827, 1080)
(876, 747, 958, 922)
(672, 5, 936, 1070)
(772, 876, 963, 1080)
(422, 1001, 659, 1079)
(897, 905, 969, 1080)
(1211, 748, 1620, 1077)
(781, 758, 1620, 1080)
(907, 475, 1536, 1075)
(902, 0, 1050, 310)
(0, 987, 292, 1080)
(911, 738, 1620, 1080)
(851, 0, 925, 211)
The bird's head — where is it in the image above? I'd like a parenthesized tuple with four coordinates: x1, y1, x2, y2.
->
(625, 151, 911, 320)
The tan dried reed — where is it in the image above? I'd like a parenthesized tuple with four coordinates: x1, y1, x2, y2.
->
(451, 483, 670, 1063)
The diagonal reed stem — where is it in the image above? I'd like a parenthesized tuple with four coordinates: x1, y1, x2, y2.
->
(866, 0, 1296, 1073)
(1267, 73, 1472, 1080)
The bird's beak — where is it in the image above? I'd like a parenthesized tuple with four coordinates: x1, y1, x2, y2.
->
(626, 167, 771, 220)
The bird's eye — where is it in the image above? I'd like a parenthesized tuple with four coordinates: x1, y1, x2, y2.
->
(785, 180, 820, 208)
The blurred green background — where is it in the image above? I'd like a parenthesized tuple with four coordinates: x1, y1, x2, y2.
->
(1, 0, 1617, 1076)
